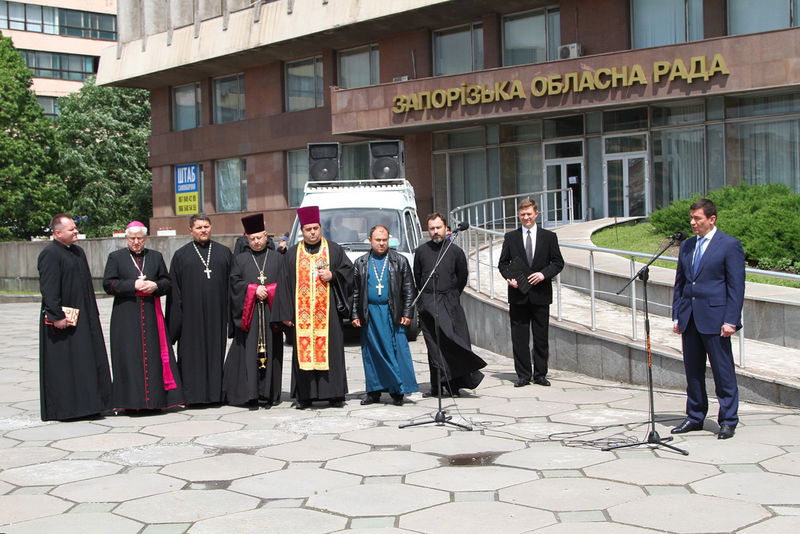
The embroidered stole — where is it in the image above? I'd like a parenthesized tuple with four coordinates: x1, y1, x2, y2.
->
(295, 238, 330, 370)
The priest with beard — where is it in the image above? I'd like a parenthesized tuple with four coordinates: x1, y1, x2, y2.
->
(38, 214, 112, 421)
(274, 206, 354, 409)
(103, 221, 184, 412)
(413, 212, 486, 397)
(167, 214, 232, 405)
(223, 214, 284, 409)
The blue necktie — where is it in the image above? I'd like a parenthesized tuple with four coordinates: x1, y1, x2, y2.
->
(691, 237, 706, 277)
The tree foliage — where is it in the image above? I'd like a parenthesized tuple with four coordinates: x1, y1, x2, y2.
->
(54, 76, 152, 237)
(648, 184, 800, 269)
(0, 36, 66, 240)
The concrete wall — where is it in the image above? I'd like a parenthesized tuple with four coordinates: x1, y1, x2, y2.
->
(461, 288, 800, 409)
(0, 235, 240, 293)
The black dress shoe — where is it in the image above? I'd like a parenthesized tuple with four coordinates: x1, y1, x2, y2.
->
(533, 377, 551, 386)
(513, 379, 530, 388)
(422, 390, 439, 398)
(718, 424, 736, 440)
(296, 400, 312, 410)
(390, 394, 404, 406)
(671, 419, 704, 434)
(360, 394, 380, 405)
(329, 399, 345, 408)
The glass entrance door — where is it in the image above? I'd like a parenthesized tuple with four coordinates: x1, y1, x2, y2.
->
(543, 139, 584, 226)
(605, 154, 648, 217)
(544, 160, 583, 223)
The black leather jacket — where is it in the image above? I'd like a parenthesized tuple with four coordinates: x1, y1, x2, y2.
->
(352, 249, 416, 326)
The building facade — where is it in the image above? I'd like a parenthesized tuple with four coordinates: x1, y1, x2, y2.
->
(98, 0, 800, 234)
(1, 0, 117, 117)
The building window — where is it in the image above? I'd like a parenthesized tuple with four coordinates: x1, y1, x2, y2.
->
(286, 56, 324, 112)
(213, 74, 245, 124)
(728, 0, 800, 35)
(337, 44, 379, 89)
(631, 0, 703, 48)
(172, 83, 201, 131)
(288, 149, 309, 207)
(433, 23, 483, 76)
(341, 142, 370, 180)
(0, 2, 116, 40)
(36, 95, 58, 118)
(20, 50, 98, 80)
(503, 8, 560, 66)
(215, 158, 247, 212)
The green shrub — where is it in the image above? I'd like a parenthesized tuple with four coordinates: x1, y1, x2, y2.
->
(648, 184, 800, 268)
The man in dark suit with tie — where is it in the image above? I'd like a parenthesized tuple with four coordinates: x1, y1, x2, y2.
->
(671, 198, 745, 440)
(498, 198, 564, 387)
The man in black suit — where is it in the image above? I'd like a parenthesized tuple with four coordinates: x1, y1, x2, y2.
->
(498, 198, 564, 387)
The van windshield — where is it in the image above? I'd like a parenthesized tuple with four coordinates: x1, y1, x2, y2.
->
(292, 208, 407, 252)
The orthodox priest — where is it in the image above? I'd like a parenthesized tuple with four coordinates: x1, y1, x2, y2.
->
(223, 214, 284, 409)
(352, 225, 419, 406)
(167, 214, 232, 405)
(38, 214, 112, 421)
(413, 212, 486, 397)
(274, 206, 354, 409)
(103, 221, 184, 412)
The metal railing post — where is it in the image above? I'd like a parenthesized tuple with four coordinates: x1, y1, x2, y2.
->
(589, 250, 597, 331)
(556, 273, 562, 321)
(630, 257, 638, 341)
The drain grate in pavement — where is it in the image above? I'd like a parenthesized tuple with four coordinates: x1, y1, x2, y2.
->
(443, 452, 500, 466)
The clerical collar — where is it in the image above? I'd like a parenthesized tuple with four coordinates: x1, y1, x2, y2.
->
(194, 240, 210, 248)
(304, 241, 321, 254)
(251, 247, 267, 256)
(129, 249, 145, 257)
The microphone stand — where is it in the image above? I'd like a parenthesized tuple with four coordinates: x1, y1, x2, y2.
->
(401, 230, 471, 431)
(603, 234, 688, 456)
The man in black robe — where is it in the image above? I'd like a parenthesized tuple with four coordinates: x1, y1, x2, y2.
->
(413, 213, 486, 397)
(37, 214, 112, 421)
(274, 206, 354, 409)
(224, 214, 284, 409)
(167, 214, 232, 405)
(103, 221, 184, 412)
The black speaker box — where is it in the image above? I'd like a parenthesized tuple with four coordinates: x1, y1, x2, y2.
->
(307, 142, 340, 181)
(369, 140, 405, 179)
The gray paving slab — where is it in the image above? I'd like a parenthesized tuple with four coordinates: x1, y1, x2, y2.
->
(3, 299, 800, 533)
(3, 512, 144, 534)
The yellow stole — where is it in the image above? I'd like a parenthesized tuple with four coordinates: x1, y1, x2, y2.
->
(295, 238, 330, 370)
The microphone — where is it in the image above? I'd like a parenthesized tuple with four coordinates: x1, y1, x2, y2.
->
(451, 221, 470, 233)
(669, 231, 687, 241)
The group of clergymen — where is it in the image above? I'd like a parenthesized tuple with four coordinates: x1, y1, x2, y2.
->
(38, 196, 744, 440)
(42, 201, 563, 422)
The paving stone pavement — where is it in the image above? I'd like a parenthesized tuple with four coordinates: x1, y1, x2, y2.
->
(2, 299, 800, 533)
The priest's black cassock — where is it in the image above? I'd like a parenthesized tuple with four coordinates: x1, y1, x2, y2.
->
(38, 241, 112, 421)
(103, 248, 185, 410)
(167, 240, 232, 404)
(274, 240, 354, 403)
(413, 239, 486, 394)
(223, 247, 284, 406)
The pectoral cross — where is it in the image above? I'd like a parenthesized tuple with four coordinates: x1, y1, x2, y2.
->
(375, 281, 384, 296)
(257, 271, 266, 284)
(204, 267, 212, 279)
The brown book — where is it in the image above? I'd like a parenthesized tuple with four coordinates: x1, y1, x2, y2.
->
(44, 306, 80, 327)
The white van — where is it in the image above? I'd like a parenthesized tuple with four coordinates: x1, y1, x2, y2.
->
(289, 178, 424, 339)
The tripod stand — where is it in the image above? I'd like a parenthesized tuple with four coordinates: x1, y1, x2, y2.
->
(400, 233, 471, 431)
(603, 235, 688, 455)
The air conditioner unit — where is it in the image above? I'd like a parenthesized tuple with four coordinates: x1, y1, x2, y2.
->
(558, 43, 582, 60)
